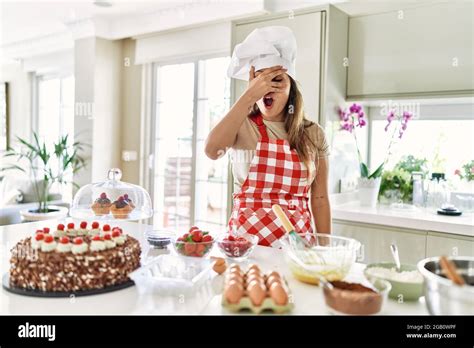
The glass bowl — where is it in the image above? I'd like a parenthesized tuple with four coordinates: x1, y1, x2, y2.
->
(173, 239, 214, 258)
(145, 230, 174, 249)
(281, 233, 361, 285)
(216, 233, 259, 261)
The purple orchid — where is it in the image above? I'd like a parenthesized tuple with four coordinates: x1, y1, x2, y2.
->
(384, 110, 395, 131)
(349, 103, 362, 114)
(341, 122, 354, 133)
(338, 103, 414, 179)
(339, 103, 366, 132)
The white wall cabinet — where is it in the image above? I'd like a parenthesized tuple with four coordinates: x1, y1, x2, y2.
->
(334, 220, 474, 265)
(426, 233, 474, 258)
(347, 2, 474, 98)
(333, 220, 426, 264)
(232, 11, 323, 123)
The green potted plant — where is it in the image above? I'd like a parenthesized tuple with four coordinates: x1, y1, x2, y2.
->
(339, 104, 413, 207)
(379, 155, 428, 204)
(1, 133, 88, 221)
(454, 160, 474, 193)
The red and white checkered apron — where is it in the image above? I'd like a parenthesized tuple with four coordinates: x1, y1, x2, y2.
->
(229, 113, 314, 247)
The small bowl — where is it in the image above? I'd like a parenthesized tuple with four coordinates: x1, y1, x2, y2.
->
(364, 262, 424, 301)
(322, 278, 391, 315)
(217, 233, 259, 261)
(146, 230, 173, 249)
(173, 239, 214, 258)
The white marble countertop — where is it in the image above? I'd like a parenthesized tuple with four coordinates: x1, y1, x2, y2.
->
(0, 219, 428, 315)
(332, 201, 474, 237)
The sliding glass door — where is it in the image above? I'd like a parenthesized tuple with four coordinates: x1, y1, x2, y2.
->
(152, 56, 230, 233)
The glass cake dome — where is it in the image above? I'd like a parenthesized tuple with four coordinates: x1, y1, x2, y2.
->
(70, 168, 153, 221)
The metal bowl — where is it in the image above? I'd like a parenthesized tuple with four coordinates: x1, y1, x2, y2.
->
(417, 256, 474, 315)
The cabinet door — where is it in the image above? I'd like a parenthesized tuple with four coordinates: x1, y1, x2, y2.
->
(232, 11, 322, 123)
(426, 233, 474, 258)
(347, 2, 474, 98)
(333, 220, 426, 264)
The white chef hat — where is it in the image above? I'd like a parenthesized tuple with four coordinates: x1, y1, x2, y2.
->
(227, 26, 297, 81)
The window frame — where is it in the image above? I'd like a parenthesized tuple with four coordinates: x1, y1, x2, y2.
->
(150, 52, 230, 229)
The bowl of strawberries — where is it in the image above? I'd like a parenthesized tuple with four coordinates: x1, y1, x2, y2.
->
(217, 232, 259, 260)
(173, 226, 214, 258)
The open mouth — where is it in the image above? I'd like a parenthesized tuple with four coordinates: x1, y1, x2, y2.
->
(263, 96, 274, 109)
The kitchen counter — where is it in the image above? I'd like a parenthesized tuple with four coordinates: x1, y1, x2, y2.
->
(0, 219, 427, 315)
(332, 201, 474, 237)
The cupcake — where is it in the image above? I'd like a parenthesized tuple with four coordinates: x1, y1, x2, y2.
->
(41, 235, 57, 252)
(91, 192, 112, 216)
(110, 195, 134, 219)
(56, 236, 72, 253)
(123, 194, 135, 209)
(71, 237, 88, 254)
(90, 235, 106, 251)
(54, 224, 66, 238)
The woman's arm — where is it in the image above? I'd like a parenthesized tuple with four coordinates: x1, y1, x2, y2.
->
(204, 66, 287, 160)
(310, 156, 332, 234)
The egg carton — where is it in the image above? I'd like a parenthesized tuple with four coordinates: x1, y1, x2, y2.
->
(221, 279, 294, 314)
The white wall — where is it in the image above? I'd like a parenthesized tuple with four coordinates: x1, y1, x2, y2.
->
(73, 37, 123, 187)
(74, 37, 95, 188)
(92, 38, 123, 182)
(135, 22, 231, 64)
(120, 39, 142, 184)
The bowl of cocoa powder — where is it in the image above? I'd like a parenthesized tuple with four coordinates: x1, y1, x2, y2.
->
(322, 279, 391, 315)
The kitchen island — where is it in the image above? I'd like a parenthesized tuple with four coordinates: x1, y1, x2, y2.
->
(0, 220, 427, 315)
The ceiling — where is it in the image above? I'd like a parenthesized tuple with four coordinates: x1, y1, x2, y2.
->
(0, 0, 443, 47)
(0, 1, 180, 45)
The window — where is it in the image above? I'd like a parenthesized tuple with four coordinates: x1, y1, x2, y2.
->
(370, 118, 474, 183)
(152, 56, 231, 232)
(37, 75, 75, 145)
(36, 75, 75, 200)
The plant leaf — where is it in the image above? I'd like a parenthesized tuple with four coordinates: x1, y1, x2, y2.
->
(369, 162, 385, 179)
(360, 162, 369, 178)
(0, 164, 26, 173)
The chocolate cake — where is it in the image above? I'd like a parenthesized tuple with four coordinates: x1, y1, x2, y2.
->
(9, 222, 141, 292)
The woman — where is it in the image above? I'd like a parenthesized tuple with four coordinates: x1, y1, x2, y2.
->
(205, 26, 331, 247)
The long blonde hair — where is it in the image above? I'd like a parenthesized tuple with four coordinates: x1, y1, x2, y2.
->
(250, 76, 318, 171)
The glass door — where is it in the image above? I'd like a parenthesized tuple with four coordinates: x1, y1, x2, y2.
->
(152, 56, 230, 233)
(152, 62, 195, 230)
(194, 57, 231, 231)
